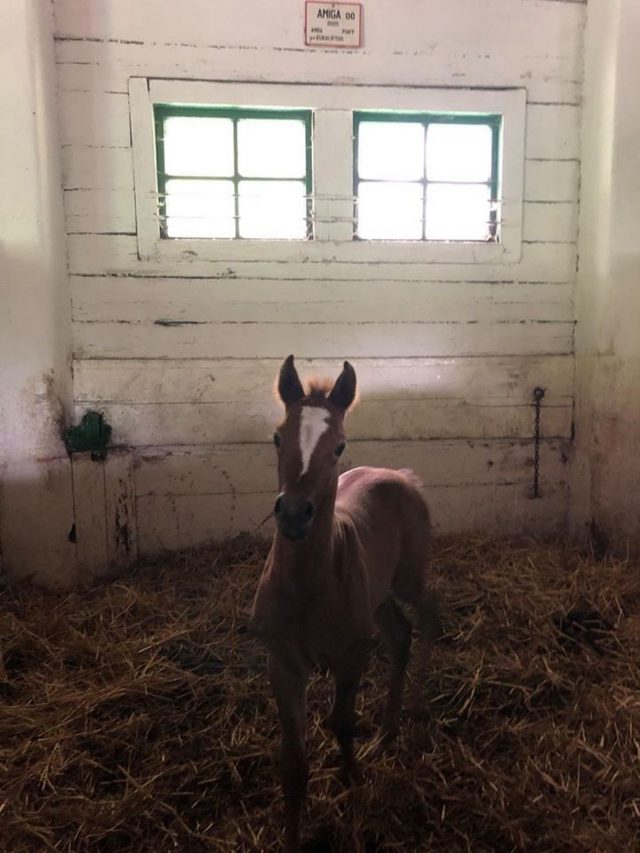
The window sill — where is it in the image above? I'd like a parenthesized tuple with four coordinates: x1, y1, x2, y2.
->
(145, 235, 520, 265)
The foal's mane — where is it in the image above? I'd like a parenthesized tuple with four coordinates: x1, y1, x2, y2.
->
(273, 368, 359, 409)
(305, 377, 360, 410)
(272, 376, 334, 404)
(305, 378, 334, 399)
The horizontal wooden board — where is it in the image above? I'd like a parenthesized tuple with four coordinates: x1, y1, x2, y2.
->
(135, 491, 271, 553)
(136, 480, 569, 553)
(425, 481, 568, 536)
(74, 399, 572, 445)
(75, 365, 573, 442)
(64, 188, 136, 234)
(525, 105, 581, 160)
(132, 438, 570, 551)
(73, 354, 573, 442)
(58, 91, 131, 148)
(53, 0, 583, 103)
(74, 355, 573, 405)
(54, 57, 582, 111)
(66, 233, 578, 281)
(53, 0, 583, 46)
(132, 439, 570, 496)
(72, 318, 574, 360)
(57, 86, 580, 162)
(71, 278, 574, 325)
(522, 202, 578, 244)
(54, 47, 582, 108)
(523, 159, 580, 202)
(61, 145, 134, 191)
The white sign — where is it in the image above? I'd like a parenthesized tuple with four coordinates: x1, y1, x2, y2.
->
(305, 2, 362, 48)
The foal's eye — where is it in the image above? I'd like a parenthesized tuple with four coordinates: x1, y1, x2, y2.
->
(273, 433, 281, 449)
(335, 442, 346, 457)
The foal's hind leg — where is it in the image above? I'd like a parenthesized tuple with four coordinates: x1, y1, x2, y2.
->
(374, 597, 412, 742)
(409, 591, 440, 713)
(415, 592, 440, 648)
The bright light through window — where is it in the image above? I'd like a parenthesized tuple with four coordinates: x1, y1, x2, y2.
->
(426, 124, 493, 182)
(355, 113, 500, 241)
(426, 184, 491, 241)
(164, 179, 235, 239)
(238, 119, 307, 178)
(157, 108, 311, 239)
(358, 123, 425, 181)
(239, 180, 307, 239)
(358, 182, 423, 240)
(164, 117, 234, 177)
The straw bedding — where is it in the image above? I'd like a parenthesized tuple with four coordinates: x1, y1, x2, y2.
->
(1, 535, 639, 852)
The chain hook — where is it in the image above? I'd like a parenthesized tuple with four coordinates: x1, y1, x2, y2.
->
(531, 386, 546, 498)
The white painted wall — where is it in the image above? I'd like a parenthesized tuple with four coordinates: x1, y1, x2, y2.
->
(52, 0, 585, 554)
(573, 0, 640, 555)
(0, 0, 77, 584)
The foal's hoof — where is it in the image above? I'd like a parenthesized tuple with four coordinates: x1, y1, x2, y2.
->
(407, 703, 432, 722)
(366, 728, 399, 759)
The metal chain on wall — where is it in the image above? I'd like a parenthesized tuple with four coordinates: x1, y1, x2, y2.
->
(531, 386, 546, 498)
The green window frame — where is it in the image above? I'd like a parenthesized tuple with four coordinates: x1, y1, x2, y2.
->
(154, 105, 314, 239)
(353, 111, 502, 241)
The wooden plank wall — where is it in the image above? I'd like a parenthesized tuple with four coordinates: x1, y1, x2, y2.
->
(53, 0, 584, 554)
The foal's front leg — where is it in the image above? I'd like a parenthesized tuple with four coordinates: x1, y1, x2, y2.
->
(268, 651, 310, 853)
(327, 641, 369, 785)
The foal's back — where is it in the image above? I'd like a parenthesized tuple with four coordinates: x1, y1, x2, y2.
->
(335, 466, 431, 611)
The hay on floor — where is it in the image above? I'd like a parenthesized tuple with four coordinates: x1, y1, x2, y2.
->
(1, 535, 639, 851)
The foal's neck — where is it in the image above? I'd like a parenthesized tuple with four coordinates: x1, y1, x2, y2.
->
(273, 483, 338, 584)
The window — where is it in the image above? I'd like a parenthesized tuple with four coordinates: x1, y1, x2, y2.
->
(130, 80, 525, 264)
(154, 106, 312, 240)
(354, 113, 501, 242)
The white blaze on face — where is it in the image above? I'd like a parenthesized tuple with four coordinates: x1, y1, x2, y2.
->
(299, 406, 331, 477)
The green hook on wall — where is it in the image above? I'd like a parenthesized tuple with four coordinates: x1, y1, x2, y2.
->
(65, 410, 113, 461)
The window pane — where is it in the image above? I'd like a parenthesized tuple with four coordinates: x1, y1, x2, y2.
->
(426, 123, 493, 182)
(164, 178, 235, 238)
(357, 182, 423, 240)
(425, 183, 491, 241)
(358, 122, 425, 181)
(238, 180, 307, 238)
(238, 119, 307, 178)
(163, 117, 234, 177)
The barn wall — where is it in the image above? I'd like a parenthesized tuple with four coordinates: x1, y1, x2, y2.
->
(0, 0, 77, 584)
(573, 0, 640, 555)
(52, 0, 585, 554)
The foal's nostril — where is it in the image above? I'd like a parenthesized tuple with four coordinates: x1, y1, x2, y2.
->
(274, 494, 314, 530)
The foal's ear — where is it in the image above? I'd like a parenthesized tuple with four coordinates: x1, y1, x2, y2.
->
(328, 361, 357, 411)
(278, 354, 305, 407)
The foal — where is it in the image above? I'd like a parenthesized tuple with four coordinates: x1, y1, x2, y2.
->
(250, 355, 434, 851)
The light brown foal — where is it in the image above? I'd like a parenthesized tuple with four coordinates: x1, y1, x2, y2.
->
(250, 355, 435, 851)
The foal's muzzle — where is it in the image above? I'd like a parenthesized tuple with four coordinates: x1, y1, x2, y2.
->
(274, 493, 315, 540)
